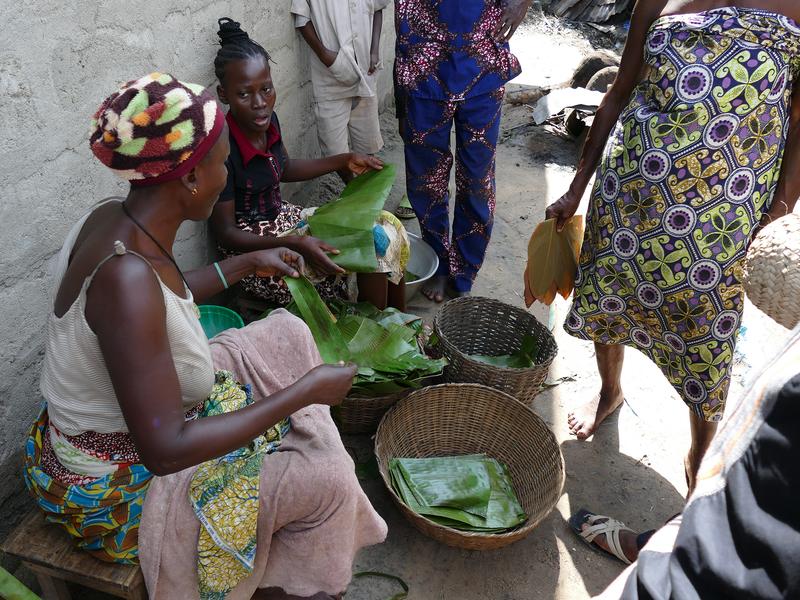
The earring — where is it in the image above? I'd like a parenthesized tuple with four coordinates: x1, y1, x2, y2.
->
(192, 188, 198, 196)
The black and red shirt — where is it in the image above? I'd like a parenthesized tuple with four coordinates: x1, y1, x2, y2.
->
(220, 111, 289, 223)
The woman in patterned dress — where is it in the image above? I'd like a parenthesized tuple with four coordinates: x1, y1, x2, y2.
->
(545, 0, 800, 492)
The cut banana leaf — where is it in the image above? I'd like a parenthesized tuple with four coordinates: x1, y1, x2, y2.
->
(389, 455, 527, 533)
(468, 334, 540, 368)
(308, 164, 397, 272)
(524, 216, 584, 306)
(283, 274, 446, 394)
(283, 275, 350, 364)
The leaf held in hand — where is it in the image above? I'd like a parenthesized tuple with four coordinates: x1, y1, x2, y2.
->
(524, 216, 584, 306)
(307, 164, 397, 272)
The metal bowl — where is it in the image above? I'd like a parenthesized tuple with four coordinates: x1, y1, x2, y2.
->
(404, 232, 439, 303)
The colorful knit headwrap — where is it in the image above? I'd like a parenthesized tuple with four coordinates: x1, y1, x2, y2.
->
(90, 72, 225, 186)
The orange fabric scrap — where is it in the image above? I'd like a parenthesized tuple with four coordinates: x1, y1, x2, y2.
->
(523, 216, 584, 307)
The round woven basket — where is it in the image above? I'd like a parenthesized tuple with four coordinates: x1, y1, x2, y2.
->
(744, 213, 800, 329)
(335, 376, 439, 435)
(434, 297, 558, 404)
(375, 383, 565, 550)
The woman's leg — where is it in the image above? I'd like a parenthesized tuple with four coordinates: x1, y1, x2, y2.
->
(568, 342, 625, 439)
(387, 278, 407, 312)
(357, 273, 388, 309)
(401, 98, 456, 303)
(685, 412, 718, 496)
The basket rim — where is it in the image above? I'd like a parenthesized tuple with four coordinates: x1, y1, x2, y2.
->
(374, 382, 566, 542)
(433, 296, 558, 372)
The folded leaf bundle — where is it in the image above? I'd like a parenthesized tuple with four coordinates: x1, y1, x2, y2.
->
(307, 164, 397, 272)
(389, 455, 527, 533)
(283, 275, 446, 396)
(524, 216, 584, 306)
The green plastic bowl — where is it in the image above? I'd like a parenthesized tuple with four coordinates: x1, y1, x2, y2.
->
(198, 305, 245, 339)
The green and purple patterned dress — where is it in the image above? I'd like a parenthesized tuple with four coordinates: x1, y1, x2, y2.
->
(566, 8, 800, 421)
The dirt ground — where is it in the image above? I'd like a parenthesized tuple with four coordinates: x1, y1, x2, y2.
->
(340, 11, 791, 600)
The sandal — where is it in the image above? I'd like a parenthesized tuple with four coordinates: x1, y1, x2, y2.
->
(394, 195, 416, 220)
(569, 508, 635, 564)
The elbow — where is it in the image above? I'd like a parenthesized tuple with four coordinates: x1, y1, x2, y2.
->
(141, 457, 176, 477)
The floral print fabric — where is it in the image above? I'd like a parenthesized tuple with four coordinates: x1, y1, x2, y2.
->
(566, 8, 800, 421)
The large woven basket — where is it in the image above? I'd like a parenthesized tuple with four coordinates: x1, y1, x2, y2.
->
(375, 384, 565, 550)
(434, 297, 558, 404)
(335, 376, 439, 434)
(744, 213, 800, 329)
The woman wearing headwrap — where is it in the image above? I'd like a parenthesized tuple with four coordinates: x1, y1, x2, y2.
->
(23, 73, 387, 600)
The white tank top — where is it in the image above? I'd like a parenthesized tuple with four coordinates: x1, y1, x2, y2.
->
(40, 199, 215, 436)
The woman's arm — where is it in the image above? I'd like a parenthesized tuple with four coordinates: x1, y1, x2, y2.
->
(209, 199, 293, 252)
(761, 82, 800, 227)
(185, 248, 304, 302)
(545, 0, 668, 230)
(369, 10, 383, 74)
(86, 256, 357, 476)
(208, 199, 345, 276)
(282, 153, 383, 182)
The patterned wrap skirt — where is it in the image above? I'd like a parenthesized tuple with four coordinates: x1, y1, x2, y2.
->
(566, 8, 800, 421)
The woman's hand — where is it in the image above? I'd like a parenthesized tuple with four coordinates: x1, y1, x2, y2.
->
(347, 153, 383, 176)
(494, 0, 532, 42)
(249, 247, 306, 279)
(291, 236, 346, 276)
(302, 362, 358, 406)
(545, 191, 581, 232)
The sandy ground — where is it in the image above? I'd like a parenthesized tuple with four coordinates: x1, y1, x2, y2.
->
(340, 12, 791, 600)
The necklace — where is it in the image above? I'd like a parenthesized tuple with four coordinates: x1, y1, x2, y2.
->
(120, 201, 191, 290)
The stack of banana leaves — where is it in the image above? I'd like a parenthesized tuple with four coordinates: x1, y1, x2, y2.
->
(389, 455, 527, 533)
(284, 275, 447, 397)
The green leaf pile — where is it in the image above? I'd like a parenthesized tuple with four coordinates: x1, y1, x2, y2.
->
(389, 455, 527, 533)
(307, 164, 397, 272)
(467, 333, 540, 368)
(283, 275, 446, 396)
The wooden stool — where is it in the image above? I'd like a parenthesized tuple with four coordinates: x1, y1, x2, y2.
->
(1, 510, 147, 600)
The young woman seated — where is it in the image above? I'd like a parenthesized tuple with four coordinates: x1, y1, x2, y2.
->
(210, 18, 407, 311)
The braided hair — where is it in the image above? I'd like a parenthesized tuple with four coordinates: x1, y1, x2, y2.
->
(214, 18, 272, 84)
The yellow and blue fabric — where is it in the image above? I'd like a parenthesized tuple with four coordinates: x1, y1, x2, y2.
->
(23, 407, 153, 564)
(189, 370, 290, 600)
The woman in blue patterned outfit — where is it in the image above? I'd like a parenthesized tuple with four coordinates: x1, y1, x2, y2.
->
(545, 0, 800, 492)
(395, 0, 532, 301)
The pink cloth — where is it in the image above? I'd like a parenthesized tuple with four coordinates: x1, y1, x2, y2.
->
(138, 310, 387, 599)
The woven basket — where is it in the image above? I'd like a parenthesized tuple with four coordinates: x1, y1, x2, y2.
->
(744, 213, 800, 329)
(434, 297, 558, 404)
(375, 384, 564, 550)
(335, 376, 439, 434)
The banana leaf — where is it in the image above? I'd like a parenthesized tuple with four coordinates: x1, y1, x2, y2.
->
(389, 455, 527, 533)
(524, 216, 584, 306)
(308, 164, 397, 272)
(283, 275, 350, 364)
(283, 274, 446, 394)
(467, 333, 540, 368)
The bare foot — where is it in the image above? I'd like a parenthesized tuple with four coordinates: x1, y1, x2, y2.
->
(422, 275, 447, 302)
(580, 518, 640, 563)
(568, 390, 624, 439)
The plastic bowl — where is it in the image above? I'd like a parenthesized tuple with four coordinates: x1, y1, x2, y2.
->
(198, 305, 245, 339)
(404, 233, 439, 303)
